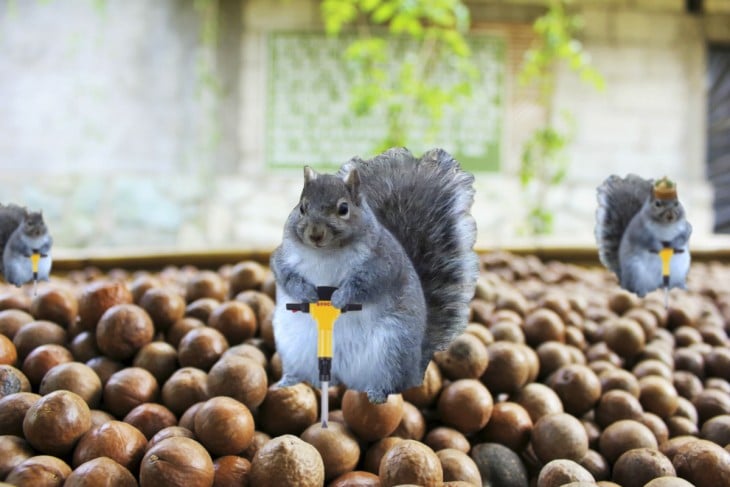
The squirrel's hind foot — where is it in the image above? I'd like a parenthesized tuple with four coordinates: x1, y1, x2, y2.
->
(365, 388, 391, 404)
(276, 374, 302, 388)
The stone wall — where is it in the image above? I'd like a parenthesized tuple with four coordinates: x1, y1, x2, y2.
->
(1, 0, 729, 256)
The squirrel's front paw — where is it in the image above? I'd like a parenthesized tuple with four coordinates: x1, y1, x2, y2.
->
(331, 288, 352, 309)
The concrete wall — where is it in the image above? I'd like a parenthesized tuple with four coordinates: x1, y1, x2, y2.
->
(1, 0, 729, 255)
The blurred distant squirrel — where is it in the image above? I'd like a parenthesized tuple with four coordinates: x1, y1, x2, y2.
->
(0, 204, 53, 287)
(271, 148, 479, 403)
(595, 175, 691, 297)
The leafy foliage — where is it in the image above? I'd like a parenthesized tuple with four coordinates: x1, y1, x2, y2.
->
(518, 0, 604, 235)
(320, 0, 476, 151)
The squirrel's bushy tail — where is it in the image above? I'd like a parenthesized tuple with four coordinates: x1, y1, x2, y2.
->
(341, 148, 479, 368)
(595, 174, 653, 275)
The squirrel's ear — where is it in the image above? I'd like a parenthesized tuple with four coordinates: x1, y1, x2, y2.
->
(343, 168, 361, 202)
(303, 166, 318, 183)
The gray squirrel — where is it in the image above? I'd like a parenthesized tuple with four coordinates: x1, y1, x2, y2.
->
(270, 148, 479, 403)
(595, 174, 691, 297)
(0, 204, 53, 287)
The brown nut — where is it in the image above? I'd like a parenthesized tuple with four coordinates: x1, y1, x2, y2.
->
(21, 343, 74, 387)
(208, 301, 258, 345)
(478, 401, 533, 451)
(133, 341, 179, 385)
(123, 402, 178, 440)
(178, 327, 229, 371)
(437, 379, 493, 434)
(611, 447, 675, 487)
(140, 436, 214, 487)
(599, 419, 658, 464)
(257, 383, 318, 436)
(78, 280, 133, 331)
(250, 434, 325, 487)
(672, 438, 730, 486)
(103, 367, 159, 418)
(96, 304, 155, 361)
(13, 320, 67, 361)
(69, 331, 100, 363)
(0, 434, 34, 478)
(23, 390, 92, 456)
(72, 420, 147, 472)
(207, 355, 268, 410)
(39, 361, 102, 408)
(139, 287, 186, 332)
(194, 396, 255, 457)
(391, 400, 426, 441)
(166, 316, 205, 348)
(0, 309, 34, 339)
(185, 270, 227, 302)
(532, 413, 589, 463)
(524, 308, 566, 346)
(424, 426, 470, 453)
(30, 286, 78, 328)
(0, 364, 30, 398)
(512, 382, 564, 423)
(185, 298, 220, 324)
(547, 363, 601, 417)
(213, 455, 251, 487)
(342, 390, 404, 442)
(301, 421, 360, 481)
(160, 366, 209, 416)
(433, 333, 488, 380)
(437, 448, 482, 485)
(402, 360, 442, 408)
(379, 439, 443, 487)
(536, 458, 595, 487)
(228, 261, 267, 296)
(64, 457, 137, 487)
(5, 455, 72, 486)
(0, 392, 40, 436)
(481, 341, 530, 394)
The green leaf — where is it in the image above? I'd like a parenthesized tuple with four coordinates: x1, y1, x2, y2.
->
(371, 2, 396, 23)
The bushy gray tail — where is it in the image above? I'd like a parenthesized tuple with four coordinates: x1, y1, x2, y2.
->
(595, 174, 652, 276)
(0, 204, 26, 272)
(341, 148, 479, 368)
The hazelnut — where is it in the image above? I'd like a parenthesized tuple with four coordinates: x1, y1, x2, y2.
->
(341, 390, 403, 441)
(140, 437, 214, 487)
(249, 434, 325, 487)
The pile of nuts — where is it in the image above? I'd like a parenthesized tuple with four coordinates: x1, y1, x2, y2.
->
(0, 252, 729, 486)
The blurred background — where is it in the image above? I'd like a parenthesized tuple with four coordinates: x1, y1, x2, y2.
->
(1, 0, 729, 258)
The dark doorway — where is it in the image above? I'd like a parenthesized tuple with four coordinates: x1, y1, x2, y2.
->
(707, 45, 730, 233)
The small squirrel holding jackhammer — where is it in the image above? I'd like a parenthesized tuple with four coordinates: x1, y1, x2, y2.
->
(0, 204, 53, 287)
(595, 175, 692, 297)
(270, 148, 479, 403)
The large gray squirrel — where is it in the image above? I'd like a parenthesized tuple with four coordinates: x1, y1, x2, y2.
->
(595, 174, 691, 297)
(0, 204, 53, 287)
(270, 148, 479, 403)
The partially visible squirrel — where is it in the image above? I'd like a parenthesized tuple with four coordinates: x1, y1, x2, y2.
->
(0, 204, 53, 287)
(270, 148, 479, 403)
(595, 175, 691, 297)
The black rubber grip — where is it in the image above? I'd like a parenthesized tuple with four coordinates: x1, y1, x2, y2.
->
(286, 303, 309, 312)
(342, 304, 362, 312)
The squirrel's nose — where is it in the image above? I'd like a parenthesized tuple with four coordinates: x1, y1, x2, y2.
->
(309, 232, 323, 243)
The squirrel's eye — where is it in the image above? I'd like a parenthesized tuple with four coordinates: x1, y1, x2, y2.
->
(653, 200, 662, 208)
(337, 202, 349, 216)
(299, 202, 307, 215)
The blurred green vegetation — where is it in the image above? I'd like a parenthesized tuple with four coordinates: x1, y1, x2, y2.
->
(518, 0, 605, 235)
(320, 0, 477, 150)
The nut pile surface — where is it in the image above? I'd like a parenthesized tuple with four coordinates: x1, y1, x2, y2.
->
(0, 253, 729, 487)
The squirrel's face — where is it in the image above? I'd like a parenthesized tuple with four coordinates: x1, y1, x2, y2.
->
(21, 212, 47, 238)
(649, 197, 684, 224)
(293, 167, 362, 249)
